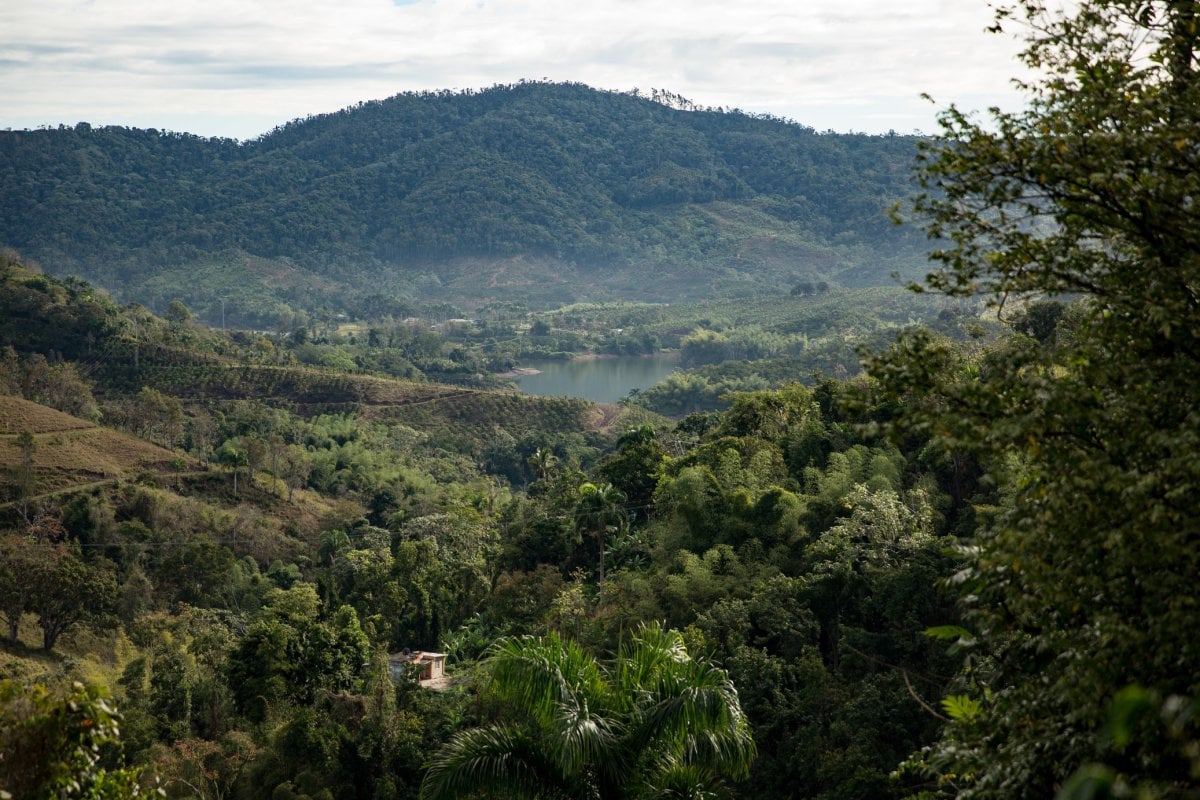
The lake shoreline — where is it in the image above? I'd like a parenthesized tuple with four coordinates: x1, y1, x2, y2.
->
(496, 350, 676, 379)
(504, 351, 680, 404)
(493, 366, 542, 378)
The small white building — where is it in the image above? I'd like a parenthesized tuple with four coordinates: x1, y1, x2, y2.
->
(389, 649, 448, 687)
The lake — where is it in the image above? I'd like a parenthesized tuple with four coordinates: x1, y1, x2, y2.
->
(513, 353, 679, 403)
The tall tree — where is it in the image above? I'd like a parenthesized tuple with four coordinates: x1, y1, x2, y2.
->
(420, 623, 755, 800)
(14, 430, 37, 522)
(574, 482, 627, 597)
(876, 2, 1200, 797)
(0, 535, 37, 642)
(27, 544, 118, 650)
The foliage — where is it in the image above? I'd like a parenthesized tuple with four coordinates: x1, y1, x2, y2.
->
(225, 586, 370, 721)
(420, 623, 755, 800)
(0, 248, 977, 800)
(874, 2, 1200, 796)
(0, 680, 150, 799)
(0, 535, 118, 650)
(0, 83, 930, 314)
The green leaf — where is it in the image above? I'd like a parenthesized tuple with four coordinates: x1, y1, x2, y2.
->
(941, 694, 983, 723)
(924, 625, 974, 642)
(1055, 763, 1117, 800)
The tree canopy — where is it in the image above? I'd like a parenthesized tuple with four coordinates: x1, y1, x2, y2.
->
(0, 82, 928, 314)
(420, 623, 755, 800)
(874, 1, 1200, 796)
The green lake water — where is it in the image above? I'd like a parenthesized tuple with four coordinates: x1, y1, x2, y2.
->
(514, 353, 679, 403)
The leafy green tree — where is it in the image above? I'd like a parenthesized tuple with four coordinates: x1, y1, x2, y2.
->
(214, 439, 247, 494)
(597, 425, 665, 513)
(0, 680, 148, 799)
(0, 345, 19, 395)
(164, 299, 192, 327)
(527, 447, 560, 483)
(0, 534, 38, 642)
(226, 585, 370, 722)
(125, 386, 184, 448)
(575, 482, 627, 597)
(16, 543, 118, 650)
(876, 1, 1200, 796)
(420, 623, 755, 800)
(389, 511, 497, 647)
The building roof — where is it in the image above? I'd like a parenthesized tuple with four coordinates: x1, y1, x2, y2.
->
(390, 650, 447, 663)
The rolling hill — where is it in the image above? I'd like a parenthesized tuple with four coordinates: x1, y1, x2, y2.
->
(0, 82, 928, 323)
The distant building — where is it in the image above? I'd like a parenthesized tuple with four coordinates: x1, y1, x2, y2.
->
(389, 649, 449, 688)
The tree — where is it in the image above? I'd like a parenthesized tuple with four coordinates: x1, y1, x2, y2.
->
(0, 535, 38, 642)
(14, 430, 36, 521)
(875, 2, 1200, 796)
(527, 447, 559, 483)
(243, 436, 267, 491)
(128, 386, 183, 448)
(0, 680, 148, 799)
(214, 439, 247, 494)
(27, 544, 117, 650)
(597, 425, 665, 513)
(164, 299, 192, 327)
(0, 534, 115, 651)
(420, 623, 755, 800)
(226, 586, 370, 721)
(574, 482, 627, 598)
(280, 444, 312, 502)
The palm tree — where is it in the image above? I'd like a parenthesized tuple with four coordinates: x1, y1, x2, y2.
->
(527, 447, 560, 482)
(420, 623, 755, 800)
(575, 482, 627, 598)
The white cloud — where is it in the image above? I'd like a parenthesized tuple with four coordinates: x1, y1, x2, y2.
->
(0, 0, 1027, 138)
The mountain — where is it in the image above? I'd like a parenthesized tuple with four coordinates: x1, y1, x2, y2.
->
(0, 82, 928, 322)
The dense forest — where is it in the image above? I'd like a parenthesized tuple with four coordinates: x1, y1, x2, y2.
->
(0, 82, 927, 323)
(4, 1, 1200, 799)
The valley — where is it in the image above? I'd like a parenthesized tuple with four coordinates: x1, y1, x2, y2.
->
(4, 7, 1200, 794)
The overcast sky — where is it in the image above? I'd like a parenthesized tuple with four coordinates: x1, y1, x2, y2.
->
(0, 0, 1029, 140)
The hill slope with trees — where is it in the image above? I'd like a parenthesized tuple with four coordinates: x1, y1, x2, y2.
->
(0, 82, 927, 320)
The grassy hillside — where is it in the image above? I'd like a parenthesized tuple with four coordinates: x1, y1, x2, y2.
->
(0, 396, 196, 502)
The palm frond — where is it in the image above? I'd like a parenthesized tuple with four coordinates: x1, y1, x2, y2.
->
(616, 623, 688, 707)
(487, 633, 608, 726)
(425, 624, 755, 800)
(420, 724, 570, 800)
(550, 695, 624, 777)
(641, 761, 720, 800)
(632, 659, 756, 779)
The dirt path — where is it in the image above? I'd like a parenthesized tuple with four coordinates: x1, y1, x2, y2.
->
(585, 403, 624, 434)
(0, 470, 212, 509)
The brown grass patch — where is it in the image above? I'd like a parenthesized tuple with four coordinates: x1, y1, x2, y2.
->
(0, 399, 196, 500)
(0, 428, 181, 479)
(0, 396, 95, 434)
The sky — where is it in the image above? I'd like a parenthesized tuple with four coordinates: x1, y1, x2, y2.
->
(0, 0, 1030, 141)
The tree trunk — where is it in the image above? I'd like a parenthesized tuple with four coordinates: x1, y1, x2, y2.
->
(42, 621, 62, 651)
(596, 528, 607, 598)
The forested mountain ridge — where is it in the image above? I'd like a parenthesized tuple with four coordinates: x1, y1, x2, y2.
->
(0, 82, 926, 317)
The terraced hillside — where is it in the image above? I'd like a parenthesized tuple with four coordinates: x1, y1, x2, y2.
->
(0, 396, 199, 501)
